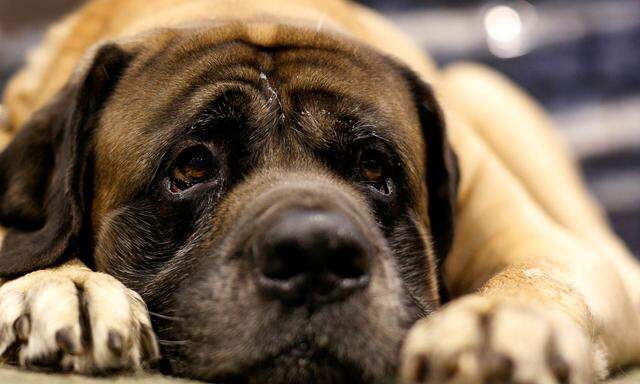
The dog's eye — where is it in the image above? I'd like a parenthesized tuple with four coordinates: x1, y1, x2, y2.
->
(170, 146, 215, 192)
(360, 149, 385, 183)
(358, 148, 394, 197)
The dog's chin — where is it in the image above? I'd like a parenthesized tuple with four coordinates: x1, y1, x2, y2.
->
(172, 336, 393, 384)
(239, 341, 371, 384)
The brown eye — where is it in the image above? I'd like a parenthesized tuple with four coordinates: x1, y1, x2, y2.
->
(170, 146, 214, 191)
(360, 150, 385, 183)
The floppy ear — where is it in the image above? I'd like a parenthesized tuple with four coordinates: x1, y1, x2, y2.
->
(392, 63, 460, 300)
(0, 43, 137, 276)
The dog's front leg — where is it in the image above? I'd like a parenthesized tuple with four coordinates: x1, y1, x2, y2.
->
(401, 119, 640, 383)
(0, 257, 159, 373)
(401, 259, 609, 383)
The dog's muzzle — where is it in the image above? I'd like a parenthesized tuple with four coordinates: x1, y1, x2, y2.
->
(237, 179, 378, 309)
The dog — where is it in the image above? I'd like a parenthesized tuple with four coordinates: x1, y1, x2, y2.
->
(2, 0, 640, 383)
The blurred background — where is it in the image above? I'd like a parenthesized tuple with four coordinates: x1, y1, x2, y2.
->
(1, 0, 638, 255)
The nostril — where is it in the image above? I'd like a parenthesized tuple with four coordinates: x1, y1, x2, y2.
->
(328, 243, 369, 280)
(260, 240, 307, 281)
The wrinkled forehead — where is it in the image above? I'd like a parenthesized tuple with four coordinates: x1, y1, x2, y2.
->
(94, 23, 425, 208)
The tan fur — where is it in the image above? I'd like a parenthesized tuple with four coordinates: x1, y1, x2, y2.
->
(2, 0, 640, 381)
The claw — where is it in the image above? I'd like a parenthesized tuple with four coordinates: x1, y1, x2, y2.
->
(483, 352, 514, 382)
(408, 354, 430, 382)
(443, 358, 459, 380)
(56, 327, 81, 355)
(140, 324, 161, 364)
(549, 354, 570, 383)
(13, 315, 30, 343)
(107, 330, 124, 357)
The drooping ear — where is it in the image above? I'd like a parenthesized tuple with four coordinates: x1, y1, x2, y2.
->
(391, 62, 460, 300)
(0, 42, 138, 276)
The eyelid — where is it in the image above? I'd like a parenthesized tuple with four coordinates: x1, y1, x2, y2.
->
(357, 143, 394, 169)
(354, 135, 393, 152)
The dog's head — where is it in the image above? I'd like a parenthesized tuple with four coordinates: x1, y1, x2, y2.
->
(0, 23, 458, 383)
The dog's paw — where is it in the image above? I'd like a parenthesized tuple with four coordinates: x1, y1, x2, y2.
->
(400, 296, 602, 384)
(0, 263, 159, 373)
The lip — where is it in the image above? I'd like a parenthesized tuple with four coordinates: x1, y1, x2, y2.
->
(269, 339, 329, 371)
(170, 327, 379, 384)
(258, 335, 331, 366)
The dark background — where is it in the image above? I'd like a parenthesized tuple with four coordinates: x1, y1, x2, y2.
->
(1, 0, 638, 255)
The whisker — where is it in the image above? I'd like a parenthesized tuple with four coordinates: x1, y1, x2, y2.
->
(158, 339, 191, 346)
(149, 311, 185, 321)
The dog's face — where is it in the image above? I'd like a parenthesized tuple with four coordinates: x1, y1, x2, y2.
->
(0, 24, 457, 383)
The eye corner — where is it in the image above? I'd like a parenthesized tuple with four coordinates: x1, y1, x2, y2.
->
(365, 176, 395, 198)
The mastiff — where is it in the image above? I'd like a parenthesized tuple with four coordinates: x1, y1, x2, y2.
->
(1, 1, 640, 383)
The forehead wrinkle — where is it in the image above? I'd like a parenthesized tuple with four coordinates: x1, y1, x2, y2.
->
(152, 66, 263, 132)
(131, 25, 370, 87)
(132, 36, 260, 80)
(142, 60, 265, 126)
(273, 47, 371, 77)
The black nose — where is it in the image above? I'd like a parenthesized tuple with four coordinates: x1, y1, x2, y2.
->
(253, 210, 371, 305)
